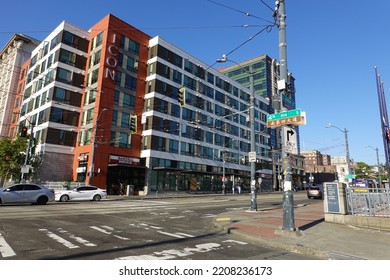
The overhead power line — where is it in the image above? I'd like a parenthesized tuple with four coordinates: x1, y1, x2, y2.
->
(221, 23, 275, 60)
(259, 0, 274, 12)
(207, 0, 274, 24)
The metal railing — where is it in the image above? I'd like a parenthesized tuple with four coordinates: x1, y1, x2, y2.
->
(346, 187, 390, 217)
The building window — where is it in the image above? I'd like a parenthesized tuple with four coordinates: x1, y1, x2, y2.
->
(92, 32, 104, 50)
(112, 110, 118, 126)
(59, 49, 76, 66)
(119, 132, 130, 148)
(90, 49, 101, 67)
(121, 112, 130, 128)
(169, 139, 179, 154)
(124, 74, 137, 91)
(123, 93, 134, 109)
(57, 68, 72, 84)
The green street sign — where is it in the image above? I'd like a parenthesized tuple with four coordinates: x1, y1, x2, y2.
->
(345, 174, 356, 179)
(267, 109, 301, 121)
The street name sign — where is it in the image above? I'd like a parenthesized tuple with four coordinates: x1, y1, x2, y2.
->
(267, 109, 306, 128)
(267, 109, 301, 122)
(267, 116, 302, 128)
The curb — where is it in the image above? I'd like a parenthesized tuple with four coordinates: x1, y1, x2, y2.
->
(213, 212, 330, 259)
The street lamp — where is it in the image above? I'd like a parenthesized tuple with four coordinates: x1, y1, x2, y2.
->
(88, 108, 108, 185)
(365, 146, 382, 189)
(325, 123, 352, 182)
(216, 55, 257, 211)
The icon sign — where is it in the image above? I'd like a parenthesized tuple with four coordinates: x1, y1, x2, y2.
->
(283, 127, 297, 154)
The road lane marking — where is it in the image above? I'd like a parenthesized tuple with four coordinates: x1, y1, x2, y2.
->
(0, 233, 16, 258)
(57, 228, 96, 247)
(223, 239, 248, 245)
(90, 226, 111, 235)
(202, 214, 217, 218)
(116, 242, 221, 260)
(169, 216, 185, 219)
(157, 231, 195, 239)
(39, 229, 79, 249)
(90, 225, 130, 240)
(216, 217, 231, 222)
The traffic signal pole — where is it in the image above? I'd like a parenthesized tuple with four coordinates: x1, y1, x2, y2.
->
(21, 122, 35, 182)
(277, 0, 296, 231)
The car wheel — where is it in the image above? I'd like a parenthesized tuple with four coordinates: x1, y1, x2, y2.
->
(60, 195, 69, 202)
(92, 194, 101, 201)
(37, 196, 48, 205)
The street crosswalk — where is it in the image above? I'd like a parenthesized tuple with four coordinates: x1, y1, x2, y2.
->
(0, 233, 16, 258)
(0, 210, 231, 259)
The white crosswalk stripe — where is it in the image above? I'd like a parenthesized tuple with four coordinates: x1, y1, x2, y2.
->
(0, 233, 16, 258)
(39, 229, 79, 249)
(90, 225, 130, 240)
(57, 228, 96, 247)
(157, 231, 195, 239)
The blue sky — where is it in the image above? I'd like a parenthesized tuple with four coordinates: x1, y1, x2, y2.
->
(1, 0, 389, 166)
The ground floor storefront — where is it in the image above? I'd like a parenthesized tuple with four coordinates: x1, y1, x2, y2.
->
(74, 155, 304, 196)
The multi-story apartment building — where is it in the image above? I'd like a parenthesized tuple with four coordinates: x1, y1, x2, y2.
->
(142, 37, 270, 193)
(301, 150, 323, 172)
(7, 14, 300, 193)
(18, 21, 89, 181)
(301, 150, 337, 184)
(0, 34, 40, 138)
(9, 59, 30, 139)
(73, 14, 150, 192)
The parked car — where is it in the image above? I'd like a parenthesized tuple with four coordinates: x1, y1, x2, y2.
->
(0, 183, 55, 205)
(55, 186, 107, 202)
(307, 185, 323, 199)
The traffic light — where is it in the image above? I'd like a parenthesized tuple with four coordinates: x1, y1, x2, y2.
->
(30, 138, 37, 155)
(178, 86, 186, 107)
(20, 126, 28, 137)
(130, 115, 137, 134)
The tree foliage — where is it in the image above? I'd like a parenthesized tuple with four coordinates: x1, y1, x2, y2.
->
(0, 137, 27, 182)
(354, 162, 372, 179)
(0, 136, 44, 183)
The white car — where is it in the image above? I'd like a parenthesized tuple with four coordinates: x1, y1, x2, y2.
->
(0, 183, 55, 205)
(55, 186, 107, 202)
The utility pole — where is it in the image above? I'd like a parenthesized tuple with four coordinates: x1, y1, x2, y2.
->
(276, 0, 296, 231)
(88, 108, 108, 185)
(249, 65, 257, 211)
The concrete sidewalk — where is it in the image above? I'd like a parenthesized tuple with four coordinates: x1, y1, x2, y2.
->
(214, 200, 390, 260)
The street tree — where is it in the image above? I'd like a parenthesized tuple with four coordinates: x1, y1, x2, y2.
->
(0, 137, 27, 182)
(355, 162, 373, 179)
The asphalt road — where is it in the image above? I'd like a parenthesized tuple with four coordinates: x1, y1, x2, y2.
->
(0, 192, 323, 260)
